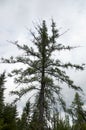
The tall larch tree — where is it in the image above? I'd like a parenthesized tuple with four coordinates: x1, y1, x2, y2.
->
(1, 20, 84, 130)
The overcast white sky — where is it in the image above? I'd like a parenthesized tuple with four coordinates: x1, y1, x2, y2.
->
(0, 0, 86, 113)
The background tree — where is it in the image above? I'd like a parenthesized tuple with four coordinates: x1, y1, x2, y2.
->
(69, 92, 86, 130)
(52, 111, 71, 130)
(1, 20, 84, 130)
(0, 72, 5, 118)
(0, 73, 20, 130)
(0, 72, 5, 130)
(2, 104, 17, 130)
(20, 100, 31, 130)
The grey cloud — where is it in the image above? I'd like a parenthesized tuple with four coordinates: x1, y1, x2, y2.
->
(0, 0, 86, 110)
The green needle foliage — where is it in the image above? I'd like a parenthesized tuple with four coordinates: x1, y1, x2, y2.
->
(69, 92, 86, 130)
(53, 114, 71, 130)
(0, 72, 5, 129)
(2, 104, 17, 130)
(0, 72, 5, 118)
(1, 20, 84, 130)
(20, 101, 31, 130)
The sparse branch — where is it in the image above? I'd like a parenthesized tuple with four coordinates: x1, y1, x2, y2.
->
(54, 44, 79, 51)
(60, 62, 85, 70)
(46, 68, 82, 91)
(11, 86, 40, 99)
(14, 76, 41, 84)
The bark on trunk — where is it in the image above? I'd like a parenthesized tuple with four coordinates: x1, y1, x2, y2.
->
(38, 47, 45, 130)
(38, 84, 45, 130)
(38, 27, 46, 130)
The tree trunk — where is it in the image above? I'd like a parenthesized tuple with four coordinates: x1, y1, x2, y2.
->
(38, 84, 45, 130)
(38, 43, 45, 130)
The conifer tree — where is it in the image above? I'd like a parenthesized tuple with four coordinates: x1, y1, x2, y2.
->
(52, 111, 71, 130)
(0, 72, 5, 129)
(0, 72, 5, 118)
(20, 101, 31, 130)
(2, 104, 17, 130)
(70, 92, 86, 129)
(1, 20, 84, 130)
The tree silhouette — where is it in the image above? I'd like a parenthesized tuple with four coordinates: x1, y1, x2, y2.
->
(1, 20, 84, 130)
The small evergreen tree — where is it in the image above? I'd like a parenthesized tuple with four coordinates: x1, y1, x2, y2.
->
(20, 101, 31, 130)
(0, 72, 5, 118)
(0, 72, 5, 129)
(52, 112, 71, 130)
(2, 104, 17, 130)
(70, 92, 86, 130)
